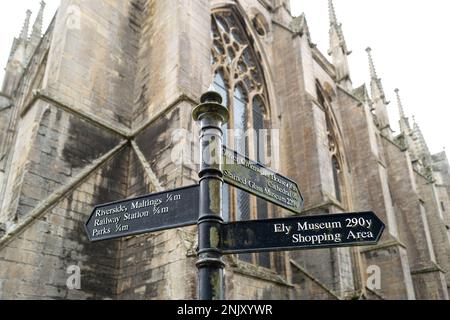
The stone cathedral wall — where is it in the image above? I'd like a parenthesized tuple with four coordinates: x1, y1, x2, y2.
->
(0, 0, 449, 300)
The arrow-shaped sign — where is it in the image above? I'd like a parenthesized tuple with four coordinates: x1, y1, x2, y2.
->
(85, 185, 199, 242)
(222, 146, 304, 214)
(220, 212, 384, 254)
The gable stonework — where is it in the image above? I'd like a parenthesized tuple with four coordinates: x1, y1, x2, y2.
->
(0, 0, 449, 300)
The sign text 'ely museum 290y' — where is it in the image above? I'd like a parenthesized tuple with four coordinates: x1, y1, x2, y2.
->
(85, 88, 385, 300)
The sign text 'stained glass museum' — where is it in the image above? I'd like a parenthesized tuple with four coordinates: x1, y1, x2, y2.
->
(0, 0, 449, 300)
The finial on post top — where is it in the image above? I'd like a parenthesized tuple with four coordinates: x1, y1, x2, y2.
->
(200, 85, 223, 105)
(193, 86, 229, 123)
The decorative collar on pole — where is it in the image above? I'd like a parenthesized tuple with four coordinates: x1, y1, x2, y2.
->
(202, 84, 222, 104)
(192, 86, 229, 123)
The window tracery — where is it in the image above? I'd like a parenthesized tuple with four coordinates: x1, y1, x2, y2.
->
(316, 83, 346, 204)
(212, 8, 273, 268)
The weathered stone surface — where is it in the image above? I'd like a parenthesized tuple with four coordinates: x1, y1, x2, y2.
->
(0, 149, 129, 299)
(0, 0, 449, 301)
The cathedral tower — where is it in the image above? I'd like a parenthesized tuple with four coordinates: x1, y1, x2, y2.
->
(0, 0, 449, 300)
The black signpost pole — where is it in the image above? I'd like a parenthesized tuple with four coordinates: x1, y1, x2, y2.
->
(85, 89, 385, 301)
(192, 88, 229, 300)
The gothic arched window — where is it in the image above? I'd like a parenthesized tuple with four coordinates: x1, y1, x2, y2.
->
(316, 83, 346, 204)
(212, 8, 272, 268)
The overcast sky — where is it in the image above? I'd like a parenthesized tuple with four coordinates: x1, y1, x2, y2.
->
(0, 0, 449, 156)
(290, 0, 450, 156)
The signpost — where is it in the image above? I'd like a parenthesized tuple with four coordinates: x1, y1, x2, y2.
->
(85, 185, 199, 242)
(192, 88, 229, 300)
(220, 212, 384, 254)
(222, 146, 303, 214)
(85, 87, 385, 301)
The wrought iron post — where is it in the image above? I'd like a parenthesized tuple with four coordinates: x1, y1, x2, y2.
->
(192, 88, 229, 300)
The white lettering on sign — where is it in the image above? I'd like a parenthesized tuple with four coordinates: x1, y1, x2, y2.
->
(95, 205, 127, 217)
(223, 170, 248, 185)
(131, 198, 162, 209)
(297, 221, 342, 231)
(268, 215, 379, 247)
(124, 210, 149, 221)
(94, 216, 120, 227)
(345, 217, 372, 228)
(166, 193, 181, 202)
(274, 223, 292, 235)
(347, 231, 374, 240)
(115, 224, 129, 232)
(292, 233, 342, 244)
(92, 227, 110, 237)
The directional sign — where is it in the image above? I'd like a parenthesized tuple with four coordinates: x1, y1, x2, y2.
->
(222, 146, 304, 214)
(220, 212, 384, 254)
(85, 185, 199, 242)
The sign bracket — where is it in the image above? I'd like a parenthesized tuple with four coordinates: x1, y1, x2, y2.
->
(85, 88, 385, 301)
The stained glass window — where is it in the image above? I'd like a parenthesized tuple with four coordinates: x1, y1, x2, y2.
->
(316, 83, 345, 204)
(212, 9, 272, 268)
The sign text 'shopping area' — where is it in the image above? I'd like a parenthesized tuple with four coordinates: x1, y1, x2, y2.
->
(220, 212, 385, 254)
